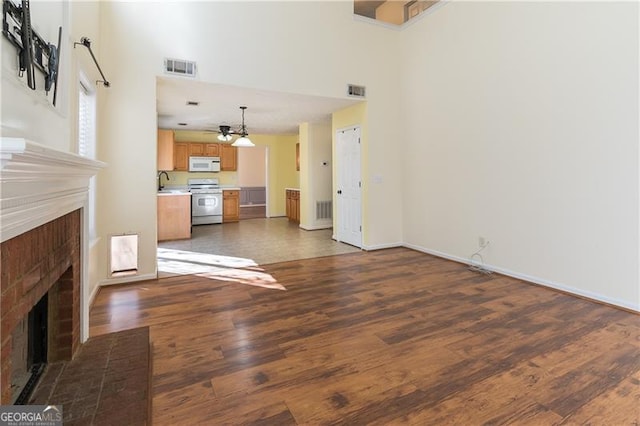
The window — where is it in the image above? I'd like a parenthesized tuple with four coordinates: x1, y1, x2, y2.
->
(77, 78, 97, 241)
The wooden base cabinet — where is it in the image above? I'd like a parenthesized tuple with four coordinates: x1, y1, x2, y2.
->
(223, 190, 240, 223)
(158, 194, 191, 241)
(286, 189, 300, 223)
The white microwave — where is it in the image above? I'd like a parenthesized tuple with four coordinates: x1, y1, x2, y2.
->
(189, 156, 220, 172)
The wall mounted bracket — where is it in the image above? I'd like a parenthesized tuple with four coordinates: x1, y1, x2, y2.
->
(74, 37, 110, 88)
(2, 0, 62, 104)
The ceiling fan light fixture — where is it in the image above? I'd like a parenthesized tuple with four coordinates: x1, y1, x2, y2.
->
(217, 134, 232, 142)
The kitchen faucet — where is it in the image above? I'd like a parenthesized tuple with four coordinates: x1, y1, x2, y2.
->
(158, 171, 170, 191)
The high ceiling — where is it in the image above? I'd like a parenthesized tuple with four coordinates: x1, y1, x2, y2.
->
(156, 77, 361, 135)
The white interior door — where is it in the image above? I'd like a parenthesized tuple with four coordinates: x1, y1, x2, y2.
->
(336, 126, 362, 248)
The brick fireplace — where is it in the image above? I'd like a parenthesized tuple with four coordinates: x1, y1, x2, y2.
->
(0, 138, 104, 405)
(1, 210, 81, 403)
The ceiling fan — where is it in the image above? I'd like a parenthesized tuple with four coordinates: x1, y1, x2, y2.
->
(211, 125, 236, 142)
(204, 106, 254, 146)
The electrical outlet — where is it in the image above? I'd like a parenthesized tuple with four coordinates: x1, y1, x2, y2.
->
(478, 236, 486, 247)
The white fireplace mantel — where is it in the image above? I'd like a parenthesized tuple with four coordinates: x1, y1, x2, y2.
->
(0, 138, 106, 243)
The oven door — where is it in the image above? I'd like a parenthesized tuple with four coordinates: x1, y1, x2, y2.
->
(191, 193, 222, 217)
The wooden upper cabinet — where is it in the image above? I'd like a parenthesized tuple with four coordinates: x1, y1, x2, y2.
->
(157, 129, 174, 171)
(189, 143, 205, 156)
(174, 142, 189, 171)
(167, 139, 224, 172)
(205, 143, 220, 157)
(220, 144, 237, 171)
(188, 142, 219, 157)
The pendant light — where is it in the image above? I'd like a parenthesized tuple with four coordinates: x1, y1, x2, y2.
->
(232, 106, 255, 147)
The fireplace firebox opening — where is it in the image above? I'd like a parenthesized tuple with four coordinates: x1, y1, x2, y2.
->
(11, 293, 48, 404)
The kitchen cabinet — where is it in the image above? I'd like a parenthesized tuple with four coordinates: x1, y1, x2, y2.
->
(157, 194, 191, 241)
(189, 143, 205, 156)
(223, 190, 240, 223)
(170, 141, 228, 171)
(188, 142, 219, 157)
(220, 144, 237, 171)
(292, 191, 300, 223)
(286, 189, 300, 223)
(157, 129, 174, 171)
(174, 142, 189, 171)
(205, 143, 220, 157)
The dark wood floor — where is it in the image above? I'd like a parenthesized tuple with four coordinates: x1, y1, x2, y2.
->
(90, 248, 640, 425)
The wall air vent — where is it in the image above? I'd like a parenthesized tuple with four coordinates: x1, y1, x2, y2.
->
(316, 201, 332, 220)
(164, 58, 196, 78)
(347, 84, 366, 98)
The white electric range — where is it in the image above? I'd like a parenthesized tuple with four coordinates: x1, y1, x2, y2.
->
(188, 178, 222, 225)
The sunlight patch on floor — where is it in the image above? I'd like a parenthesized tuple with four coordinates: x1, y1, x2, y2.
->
(157, 248, 286, 290)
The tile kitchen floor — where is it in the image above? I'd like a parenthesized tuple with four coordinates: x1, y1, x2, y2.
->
(157, 217, 361, 276)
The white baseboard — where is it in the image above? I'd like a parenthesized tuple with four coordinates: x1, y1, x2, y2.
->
(88, 282, 101, 308)
(300, 224, 332, 231)
(404, 243, 640, 313)
(99, 272, 157, 287)
(329, 236, 402, 251)
(362, 242, 403, 251)
(403, 243, 470, 264)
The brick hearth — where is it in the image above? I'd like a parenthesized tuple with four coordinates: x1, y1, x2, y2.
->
(0, 210, 81, 404)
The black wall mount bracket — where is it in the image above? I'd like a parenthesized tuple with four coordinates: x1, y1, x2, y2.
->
(2, 0, 61, 105)
(74, 37, 110, 88)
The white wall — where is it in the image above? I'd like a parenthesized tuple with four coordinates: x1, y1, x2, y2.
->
(238, 146, 267, 187)
(96, 1, 404, 283)
(401, 2, 639, 310)
(1, 2, 70, 151)
(299, 121, 333, 230)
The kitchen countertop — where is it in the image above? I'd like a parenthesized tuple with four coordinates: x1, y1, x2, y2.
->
(157, 191, 191, 196)
(285, 188, 300, 191)
(157, 185, 244, 193)
(158, 184, 189, 196)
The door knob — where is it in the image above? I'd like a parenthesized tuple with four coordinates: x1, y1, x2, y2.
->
(337, 190, 342, 194)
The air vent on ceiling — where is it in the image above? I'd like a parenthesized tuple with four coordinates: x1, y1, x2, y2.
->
(164, 58, 196, 77)
(347, 84, 366, 98)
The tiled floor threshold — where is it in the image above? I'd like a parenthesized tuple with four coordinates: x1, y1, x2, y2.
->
(30, 327, 151, 425)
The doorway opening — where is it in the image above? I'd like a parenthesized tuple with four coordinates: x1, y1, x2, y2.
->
(238, 145, 268, 220)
